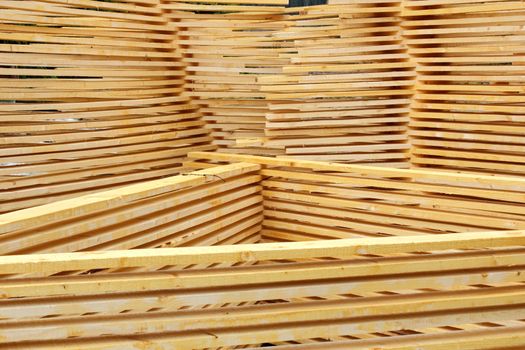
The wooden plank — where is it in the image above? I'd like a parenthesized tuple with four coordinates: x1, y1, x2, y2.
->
(188, 152, 525, 190)
(1, 230, 523, 274)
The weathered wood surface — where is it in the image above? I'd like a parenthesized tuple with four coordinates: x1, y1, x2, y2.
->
(0, 231, 523, 348)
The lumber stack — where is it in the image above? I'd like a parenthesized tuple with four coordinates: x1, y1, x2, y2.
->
(0, 153, 524, 348)
(0, 163, 262, 255)
(0, 0, 214, 213)
(404, 0, 525, 176)
(0, 231, 524, 348)
(168, 0, 289, 155)
(0, 162, 264, 349)
(189, 152, 525, 242)
(260, 0, 414, 166)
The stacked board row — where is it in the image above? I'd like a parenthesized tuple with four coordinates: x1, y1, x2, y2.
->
(1, 153, 525, 348)
(404, 0, 525, 176)
(169, 0, 289, 156)
(190, 152, 525, 242)
(0, 162, 262, 255)
(4, 0, 525, 215)
(0, 0, 214, 213)
(0, 228, 524, 348)
(0, 162, 263, 349)
(262, 0, 414, 166)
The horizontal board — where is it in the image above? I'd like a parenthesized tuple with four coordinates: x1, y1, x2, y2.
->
(0, 231, 523, 348)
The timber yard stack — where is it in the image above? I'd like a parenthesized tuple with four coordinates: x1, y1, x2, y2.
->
(0, 230, 524, 349)
(0, 154, 525, 348)
(190, 152, 525, 242)
(0, 161, 262, 255)
(0, 0, 214, 213)
(169, 0, 290, 155)
(404, 0, 525, 175)
(2, 0, 525, 349)
(261, 0, 414, 166)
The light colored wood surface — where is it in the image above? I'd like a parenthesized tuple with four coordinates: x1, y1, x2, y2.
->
(3, 1, 525, 348)
(0, 162, 263, 254)
(0, 230, 524, 348)
(404, 0, 525, 176)
(0, 0, 215, 213)
(190, 152, 525, 242)
(261, 1, 413, 166)
(0, 153, 524, 348)
(170, 0, 289, 156)
(4, 0, 525, 215)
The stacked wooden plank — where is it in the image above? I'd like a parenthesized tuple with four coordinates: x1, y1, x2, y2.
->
(260, 0, 414, 166)
(0, 162, 263, 254)
(404, 0, 525, 176)
(0, 162, 263, 349)
(1, 153, 524, 348)
(166, 0, 289, 155)
(190, 152, 525, 242)
(0, 0, 214, 213)
(0, 231, 524, 348)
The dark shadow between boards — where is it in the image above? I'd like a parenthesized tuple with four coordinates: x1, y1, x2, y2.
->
(288, 0, 328, 6)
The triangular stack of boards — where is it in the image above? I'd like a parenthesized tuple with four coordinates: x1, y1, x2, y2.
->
(405, 0, 525, 176)
(0, 0, 214, 213)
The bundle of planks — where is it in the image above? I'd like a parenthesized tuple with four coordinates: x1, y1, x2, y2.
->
(404, 0, 525, 176)
(0, 0, 214, 213)
(0, 231, 524, 348)
(0, 154, 524, 348)
(0, 162, 262, 254)
(4, 0, 525, 218)
(171, 0, 290, 155)
(0, 162, 264, 349)
(190, 152, 525, 242)
(262, 0, 414, 166)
